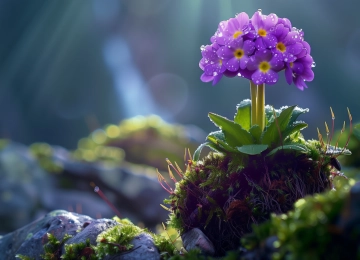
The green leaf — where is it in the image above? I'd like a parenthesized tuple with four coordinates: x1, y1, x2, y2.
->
(282, 122, 308, 140)
(193, 142, 209, 162)
(234, 99, 251, 130)
(266, 144, 309, 157)
(209, 113, 254, 147)
(288, 107, 309, 125)
(249, 125, 262, 143)
(207, 131, 237, 153)
(237, 144, 268, 155)
(265, 105, 277, 124)
(353, 123, 360, 141)
(261, 106, 296, 146)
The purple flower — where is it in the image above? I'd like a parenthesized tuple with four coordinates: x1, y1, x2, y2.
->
(278, 18, 292, 30)
(247, 50, 284, 85)
(211, 12, 251, 45)
(199, 43, 226, 85)
(285, 54, 314, 90)
(199, 10, 314, 89)
(273, 25, 303, 62)
(251, 11, 279, 50)
(217, 38, 255, 72)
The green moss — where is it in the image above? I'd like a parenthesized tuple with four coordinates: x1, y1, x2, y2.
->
(41, 233, 73, 260)
(95, 224, 142, 258)
(29, 143, 63, 173)
(151, 233, 177, 259)
(72, 115, 200, 171)
(62, 238, 97, 260)
(15, 255, 35, 260)
(163, 136, 346, 255)
(242, 180, 358, 259)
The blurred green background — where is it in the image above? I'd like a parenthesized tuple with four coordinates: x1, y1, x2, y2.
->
(0, 0, 359, 149)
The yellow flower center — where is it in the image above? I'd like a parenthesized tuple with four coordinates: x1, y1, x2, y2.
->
(259, 61, 271, 73)
(234, 49, 244, 59)
(276, 42, 286, 52)
(219, 59, 223, 65)
(233, 31, 242, 39)
(258, 28, 267, 37)
(289, 62, 294, 68)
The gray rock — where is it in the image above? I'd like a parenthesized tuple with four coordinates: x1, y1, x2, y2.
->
(0, 210, 162, 260)
(182, 228, 215, 256)
(104, 233, 160, 260)
(0, 141, 169, 235)
(63, 218, 118, 248)
(0, 210, 93, 260)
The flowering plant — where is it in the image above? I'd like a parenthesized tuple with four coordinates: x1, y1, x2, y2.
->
(161, 10, 353, 257)
(199, 9, 315, 131)
(200, 9, 314, 89)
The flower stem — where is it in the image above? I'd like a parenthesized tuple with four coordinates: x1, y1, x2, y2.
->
(257, 83, 265, 131)
(250, 81, 257, 127)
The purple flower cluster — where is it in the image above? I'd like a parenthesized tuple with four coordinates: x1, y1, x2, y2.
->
(199, 10, 315, 90)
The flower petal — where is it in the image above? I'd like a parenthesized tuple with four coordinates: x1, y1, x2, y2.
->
(251, 10, 263, 30)
(200, 73, 214, 82)
(263, 34, 278, 49)
(273, 23, 289, 41)
(285, 64, 293, 85)
(212, 74, 223, 85)
(294, 76, 308, 90)
(251, 70, 266, 84)
(235, 12, 250, 28)
(292, 62, 304, 74)
(226, 57, 240, 71)
(264, 70, 279, 85)
(239, 56, 250, 69)
(247, 56, 258, 71)
(217, 46, 235, 59)
(243, 40, 255, 55)
(302, 67, 314, 81)
(270, 54, 284, 71)
(255, 49, 272, 62)
(224, 70, 238, 77)
(255, 37, 266, 50)
(287, 42, 303, 55)
(263, 13, 278, 29)
(227, 18, 240, 34)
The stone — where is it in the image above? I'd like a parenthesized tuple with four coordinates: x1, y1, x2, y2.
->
(181, 228, 215, 256)
(0, 210, 161, 260)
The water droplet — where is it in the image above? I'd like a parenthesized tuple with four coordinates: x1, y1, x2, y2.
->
(312, 62, 316, 67)
(256, 80, 259, 84)
(200, 45, 205, 51)
(284, 58, 288, 62)
(213, 72, 218, 76)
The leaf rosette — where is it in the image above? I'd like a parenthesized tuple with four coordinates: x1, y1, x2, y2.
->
(194, 100, 309, 161)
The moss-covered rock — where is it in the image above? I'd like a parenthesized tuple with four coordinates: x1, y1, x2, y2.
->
(241, 179, 360, 259)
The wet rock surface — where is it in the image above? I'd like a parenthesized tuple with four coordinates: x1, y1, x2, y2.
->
(181, 228, 215, 256)
(0, 142, 168, 234)
(0, 210, 160, 260)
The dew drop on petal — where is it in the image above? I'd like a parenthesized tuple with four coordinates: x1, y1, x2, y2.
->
(312, 62, 316, 67)
(213, 72, 218, 76)
(200, 45, 206, 51)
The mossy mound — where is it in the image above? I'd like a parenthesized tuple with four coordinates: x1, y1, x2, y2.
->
(242, 179, 359, 259)
(164, 139, 342, 256)
(73, 115, 201, 171)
